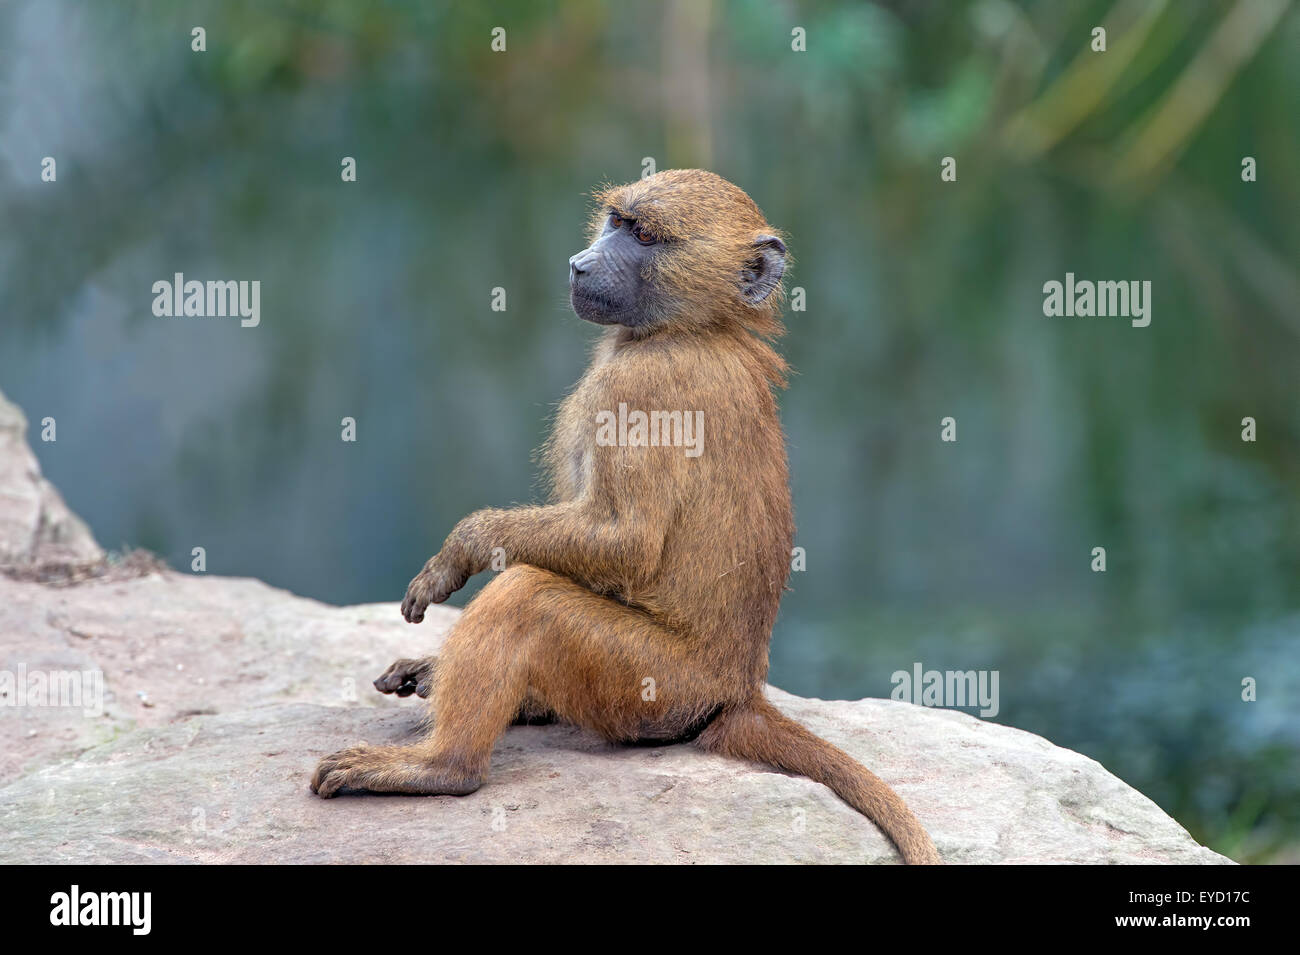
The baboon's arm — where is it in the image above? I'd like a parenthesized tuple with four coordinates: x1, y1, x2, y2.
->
(402, 444, 674, 622)
(451, 497, 666, 585)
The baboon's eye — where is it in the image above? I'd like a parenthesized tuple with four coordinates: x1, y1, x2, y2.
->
(630, 221, 656, 245)
(609, 213, 625, 230)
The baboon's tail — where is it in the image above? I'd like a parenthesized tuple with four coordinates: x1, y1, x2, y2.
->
(696, 696, 941, 865)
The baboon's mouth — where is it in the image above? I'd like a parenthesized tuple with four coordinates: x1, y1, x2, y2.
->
(570, 287, 629, 325)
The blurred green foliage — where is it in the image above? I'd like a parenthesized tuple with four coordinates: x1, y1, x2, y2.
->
(1, 0, 1297, 861)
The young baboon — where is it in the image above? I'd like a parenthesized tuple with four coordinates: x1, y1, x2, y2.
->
(311, 169, 941, 865)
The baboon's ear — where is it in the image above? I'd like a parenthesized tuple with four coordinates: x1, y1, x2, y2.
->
(740, 234, 787, 305)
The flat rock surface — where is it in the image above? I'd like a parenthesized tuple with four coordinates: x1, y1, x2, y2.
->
(0, 387, 1231, 863)
(0, 569, 1230, 864)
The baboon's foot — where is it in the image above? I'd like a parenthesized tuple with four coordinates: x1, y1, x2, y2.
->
(310, 745, 483, 798)
(373, 657, 436, 698)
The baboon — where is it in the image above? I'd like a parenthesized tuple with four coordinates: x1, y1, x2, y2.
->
(311, 169, 941, 865)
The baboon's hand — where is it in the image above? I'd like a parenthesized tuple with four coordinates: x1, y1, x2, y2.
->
(401, 550, 471, 623)
(373, 657, 436, 698)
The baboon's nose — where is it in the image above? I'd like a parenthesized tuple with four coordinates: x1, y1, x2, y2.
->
(568, 247, 598, 283)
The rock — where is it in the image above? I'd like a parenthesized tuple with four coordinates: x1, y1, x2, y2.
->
(0, 394, 103, 568)
(0, 388, 1231, 863)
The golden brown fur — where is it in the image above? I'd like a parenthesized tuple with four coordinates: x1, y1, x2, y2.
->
(311, 169, 941, 865)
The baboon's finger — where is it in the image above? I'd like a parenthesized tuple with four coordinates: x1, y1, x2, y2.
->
(401, 594, 427, 623)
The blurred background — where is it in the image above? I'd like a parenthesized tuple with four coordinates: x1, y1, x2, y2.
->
(1, 0, 1297, 861)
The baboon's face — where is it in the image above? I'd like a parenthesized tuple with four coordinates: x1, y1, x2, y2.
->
(568, 211, 661, 327)
(569, 170, 787, 331)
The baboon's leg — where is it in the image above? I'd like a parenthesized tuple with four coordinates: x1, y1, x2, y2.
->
(311, 564, 728, 797)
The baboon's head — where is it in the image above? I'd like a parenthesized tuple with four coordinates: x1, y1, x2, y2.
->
(568, 169, 788, 335)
